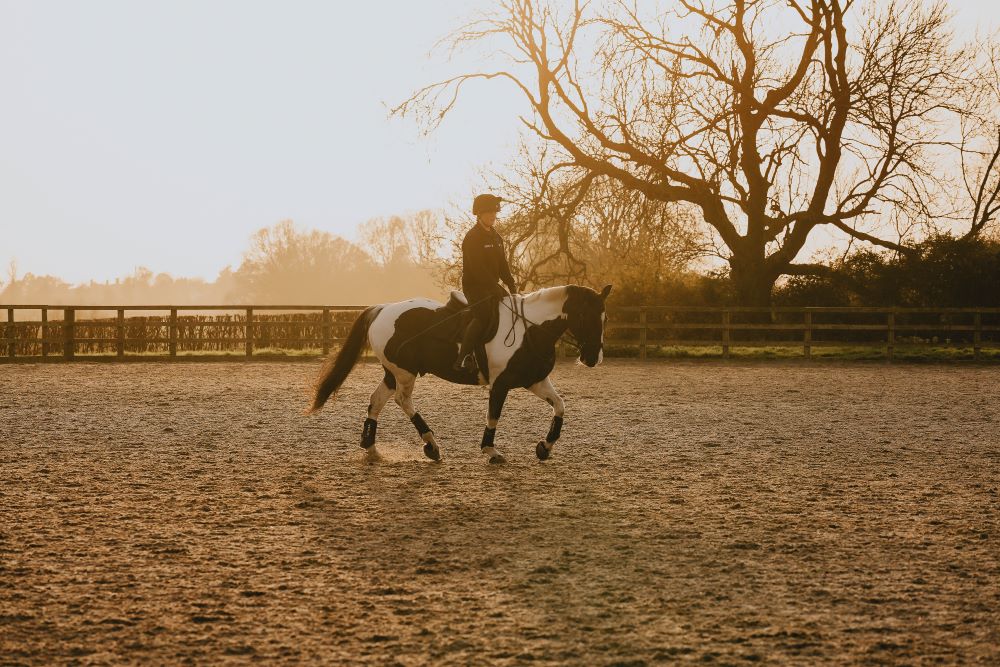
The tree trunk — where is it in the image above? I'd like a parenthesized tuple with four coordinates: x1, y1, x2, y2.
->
(729, 254, 777, 308)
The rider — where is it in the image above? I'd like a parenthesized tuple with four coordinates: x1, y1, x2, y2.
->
(452, 193, 517, 372)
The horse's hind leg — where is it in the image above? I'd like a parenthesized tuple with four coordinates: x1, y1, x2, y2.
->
(528, 377, 565, 461)
(361, 368, 396, 462)
(393, 373, 442, 462)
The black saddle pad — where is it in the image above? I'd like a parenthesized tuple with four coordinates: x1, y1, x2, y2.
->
(392, 295, 501, 349)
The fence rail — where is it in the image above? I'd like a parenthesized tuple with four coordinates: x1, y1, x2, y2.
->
(2, 304, 1000, 362)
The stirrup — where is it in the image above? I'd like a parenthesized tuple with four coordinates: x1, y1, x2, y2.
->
(455, 353, 477, 373)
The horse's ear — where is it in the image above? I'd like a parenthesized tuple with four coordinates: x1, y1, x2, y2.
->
(600, 284, 612, 300)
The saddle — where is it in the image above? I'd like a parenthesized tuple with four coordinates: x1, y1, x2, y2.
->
(443, 290, 469, 315)
(438, 290, 501, 345)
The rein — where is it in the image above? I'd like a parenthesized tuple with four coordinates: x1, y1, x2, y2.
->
(499, 286, 583, 355)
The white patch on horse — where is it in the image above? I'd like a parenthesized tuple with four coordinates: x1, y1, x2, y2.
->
(598, 312, 606, 365)
(485, 287, 568, 382)
(367, 298, 440, 362)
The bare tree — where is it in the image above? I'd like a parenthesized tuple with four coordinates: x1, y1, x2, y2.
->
(359, 210, 447, 267)
(359, 215, 410, 266)
(485, 141, 708, 289)
(395, 0, 985, 305)
(435, 150, 706, 299)
(408, 209, 449, 265)
(236, 220, 375, 303)
(5, 259, 17, 291)
(960, 41, 1000, 240)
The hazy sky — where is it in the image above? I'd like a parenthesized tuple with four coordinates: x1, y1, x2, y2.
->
(1, 1, 996, 285)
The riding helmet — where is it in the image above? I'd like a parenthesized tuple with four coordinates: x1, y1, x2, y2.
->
(472, 193, 503, 215)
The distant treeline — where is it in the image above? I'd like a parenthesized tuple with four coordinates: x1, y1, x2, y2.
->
(0, 215, 446, 310)
(4, 218, 1000, 311)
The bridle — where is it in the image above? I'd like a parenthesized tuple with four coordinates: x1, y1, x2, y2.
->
(499, 286, 589, 357)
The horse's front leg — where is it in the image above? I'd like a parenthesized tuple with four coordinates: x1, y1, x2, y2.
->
(528, 377, 565, 461)
(482, 383, 510, 464)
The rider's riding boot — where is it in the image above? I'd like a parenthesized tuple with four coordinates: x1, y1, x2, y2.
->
(459, 354, 477, 373)
(451, 351, 473, 373)
(453, 319, 483, 372)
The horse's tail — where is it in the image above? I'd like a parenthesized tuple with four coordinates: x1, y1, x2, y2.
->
(306, 306, 379, 414)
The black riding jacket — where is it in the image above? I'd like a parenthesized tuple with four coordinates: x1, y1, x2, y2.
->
(461, 223, 516, 298)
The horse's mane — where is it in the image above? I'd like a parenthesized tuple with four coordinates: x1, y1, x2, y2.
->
(511, 285, 567, 305)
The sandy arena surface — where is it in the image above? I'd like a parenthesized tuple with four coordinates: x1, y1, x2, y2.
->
(1, 360, 998, 665)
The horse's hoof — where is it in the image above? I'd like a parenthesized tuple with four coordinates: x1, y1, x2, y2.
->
(423, 443, 441, 461)
(536, 441, 551, 461)
(488, 454, 506, 465)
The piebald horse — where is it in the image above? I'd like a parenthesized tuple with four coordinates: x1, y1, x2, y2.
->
(307, 284, 611, 463)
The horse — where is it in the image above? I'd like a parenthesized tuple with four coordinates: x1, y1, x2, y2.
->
(306, 283, 612, 463)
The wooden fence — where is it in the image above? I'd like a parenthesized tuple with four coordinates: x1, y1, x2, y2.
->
(0, 306, 365, 360)
(1, 304, 999, 361)
(610, 306, 1000, 361)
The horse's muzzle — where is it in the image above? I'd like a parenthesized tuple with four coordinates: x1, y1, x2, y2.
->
(579, 346, 602, 367)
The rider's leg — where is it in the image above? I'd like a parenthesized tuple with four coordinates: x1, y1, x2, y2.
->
(453, 317, 484, 370)
(481, 382, 510, 464)
(528, 377, 565, 461)
(393, 373, 442, 461)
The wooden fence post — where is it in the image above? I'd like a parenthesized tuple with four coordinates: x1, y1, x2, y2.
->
(973, 312, 982, 361)
(322, 308, 331, 356)
(886, 311, 895, 363)
(117, 309, 125, 358)
(803, 311, 812, 360)
(64, 308, 75, 360)
(41, 308, 48, 357)
(169, 308, 178, 357)
(245, 308, 254, 357)
(6, 308, 14, 358)
(722, 310, 731, 359)
(639, 308, 647, 361)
